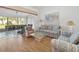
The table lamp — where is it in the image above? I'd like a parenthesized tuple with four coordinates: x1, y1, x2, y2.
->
(67, 20, 75, 33)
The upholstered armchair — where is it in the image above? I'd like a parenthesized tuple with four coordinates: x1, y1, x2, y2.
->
(26, 24, 34, 37)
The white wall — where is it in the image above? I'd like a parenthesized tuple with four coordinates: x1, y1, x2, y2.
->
(27, 15, 39, 30)
(39, 6, 79, 33)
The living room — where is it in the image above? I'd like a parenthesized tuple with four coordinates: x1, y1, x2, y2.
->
(0, 6, 79, 52)
(29, 6, 79, 52)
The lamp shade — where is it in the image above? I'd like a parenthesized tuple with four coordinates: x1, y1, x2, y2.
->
(67, 20, 75, 26)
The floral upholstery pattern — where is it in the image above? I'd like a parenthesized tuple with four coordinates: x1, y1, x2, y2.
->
(51, 32, 79, 52)
(51, 39, 79, 52)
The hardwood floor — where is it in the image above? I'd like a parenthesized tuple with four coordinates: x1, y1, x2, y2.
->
(0, 30, 53, 52)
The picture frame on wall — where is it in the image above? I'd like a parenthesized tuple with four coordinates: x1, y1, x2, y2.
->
(45, 12, 59, 21)
(45, 12, 59, 25)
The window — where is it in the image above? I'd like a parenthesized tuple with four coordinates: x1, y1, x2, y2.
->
(0, 16, 6, 29)
(0, 16, 26, 29)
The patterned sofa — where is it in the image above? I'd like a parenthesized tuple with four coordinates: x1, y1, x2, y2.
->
(38, 25, 61, 38)
(51, 32, 79, 52)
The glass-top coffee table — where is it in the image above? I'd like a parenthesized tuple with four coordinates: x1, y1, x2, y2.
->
(30, 32, 45, 41)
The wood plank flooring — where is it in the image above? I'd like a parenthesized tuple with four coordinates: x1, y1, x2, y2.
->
(0, 30, 53, 52)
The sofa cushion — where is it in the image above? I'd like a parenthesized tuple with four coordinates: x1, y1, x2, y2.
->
(58, 35, 70, 42)
(62, 32, 71, 37)
(70, 32, 79, 43)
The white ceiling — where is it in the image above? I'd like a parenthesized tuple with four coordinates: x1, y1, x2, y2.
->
(23, 6, 46, 12)
(31, 6, 42, 10)
(30, 6, 44, 12)
(0, 8, 27, 17)
(0, 7, 39, 17)
(0, 6, 47, 17)
(22, 6, 39, 12)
